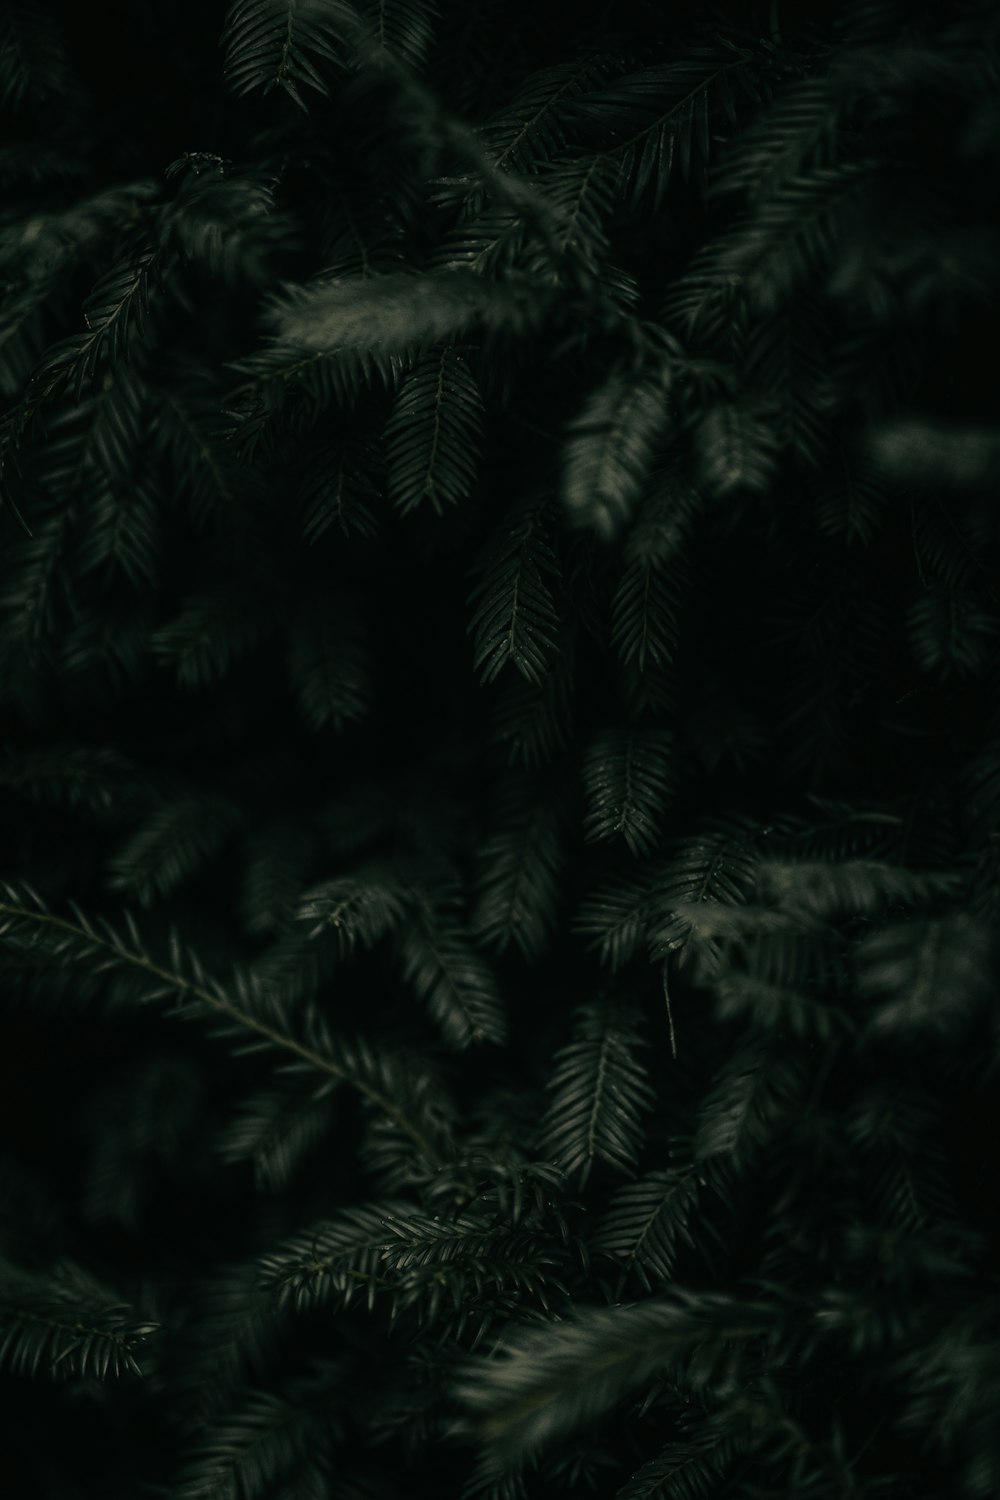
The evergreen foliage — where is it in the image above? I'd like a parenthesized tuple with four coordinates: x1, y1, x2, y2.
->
(1, 1, 999, 1496)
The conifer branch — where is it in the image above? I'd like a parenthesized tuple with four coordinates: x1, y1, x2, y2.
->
(454, 1292, 776, 1460)
(1, 3, 997, 1492)
(0, 890, 448, 1170)
(0, 1257, 158, 1381)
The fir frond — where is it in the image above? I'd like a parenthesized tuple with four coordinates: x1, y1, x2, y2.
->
(664, 162, 874, 346)
(154, 360, 263, 527)
(480, 57, 615, 176)
(0, 7, 995, 1493)
(472, 775, 563, 960)
(320, 193, 407, 278)
(543, 1446, 619, 1495)
(867, 417, 1000, 491)
(787, 797, 906, 863)
(231, 268, 542, 433)
(908, 586, 997, 680)
(152, 590, 276, 688)
(243, 922, 336, 1011)
(700, 915, 852, 1042)
(710, 77, 838, 204)
(530, 155, 617, 287)
(468, 503, 561, 686)
(756, 857, 962, 922)
(56, 595, 157, 691)
(218, 1079, 339, 1189)
(661, 248, 746, 360)
(228, 351, 383, 448)
(269, 269, 543, 357)
(574, 865, 657, 972)
(287, 601, 371, 731)
(581, 729, 675, 857)
(562, 361, 672, 540)
(0, 886, 451, 1170)
(170, 1381, 335, 1500)
(253, 1199, 558, 1339)
(645, 827, 761, 976)
(296, 863, 411, 954)
(571, 48, 762, 211)
(592, 1169, 699, 1292)
(239, 822, 317, 937)
(490, 627, 575, 767)
(108, 794, 245, 907)
(454, 1291, 774, 1461)
(299, 435, 381, 541)
(460, 1447, 530, 1500)
(488, 621, 575, 774)
(162, 168, 294, 288)
(428, 1151, 568, 1229)
(540, 998, 654, 1184)
(430, 203, 531, 278)
(384, 347, 483, 514)
(744, 294, 833, 468)
(693, 1041, 809, 1175)
(0, 1256, 157, 1381)
(0, 178, 158, 286)
(0, 1, 71, 110)
(0, 743, 134, 810)
(377, 1208, 565, 1334)
(320, 1030, 458, 1176)
(838, 1221, 977, 1300)
(858, 913, 993, 1040)
(33, 373, 146, 513)
(965, 735, 1000, 836)
(811, 458, 887, 544)
(614, 1438, 738, 1500)
(811, 1283, 918, 1359)
(77, 473, 161, 592)
(397, 890, 507, 1049)
(359, 0, 437, 69)
(693, 400, 778, 498)
(712, 161, 875, 315)
(611, 477, 697, 672)
(27, 250, 156, 405)
(909, 493, 990, 592)
(221, 0, 356, 110)
(894, 1300, 1000, 1500)
(968, 832, 1000, 926)
(0, 492, 74, 652)
(835, 0, 914, 46)
(83, 366, 148, 486)
(0, 281, 48, 398)
(356, 1050, 459, 1188)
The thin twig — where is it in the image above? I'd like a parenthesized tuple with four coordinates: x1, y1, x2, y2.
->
(662, 960, 678, 1060)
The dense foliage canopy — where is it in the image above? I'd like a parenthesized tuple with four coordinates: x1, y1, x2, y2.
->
(1, 1, 999, 1496)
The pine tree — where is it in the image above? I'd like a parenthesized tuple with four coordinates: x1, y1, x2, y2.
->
(1, 1, 999, 1496)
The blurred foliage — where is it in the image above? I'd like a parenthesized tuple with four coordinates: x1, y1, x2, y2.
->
(1, 0, 999, 1497)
